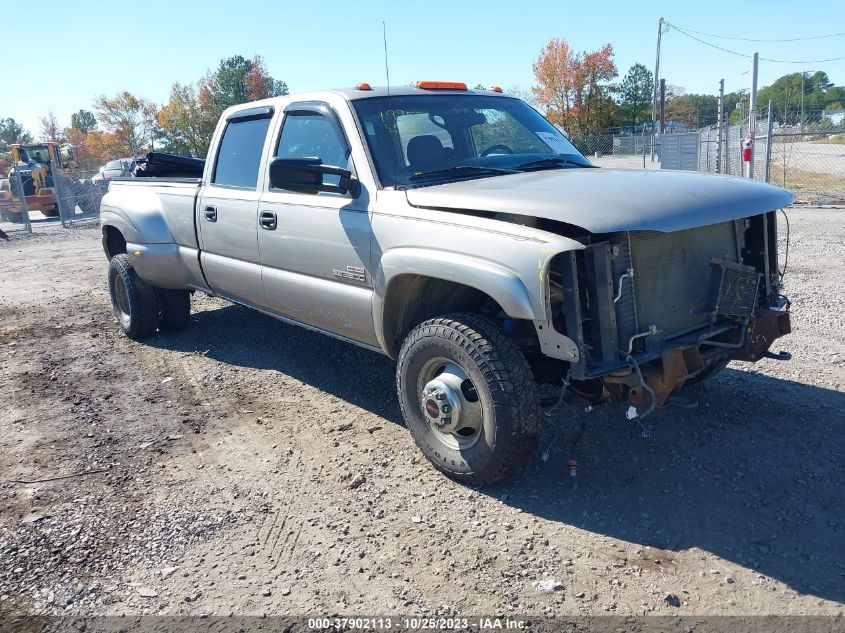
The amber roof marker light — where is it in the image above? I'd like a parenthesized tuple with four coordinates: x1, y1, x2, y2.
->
(414, 81, 468, 90)
(355, 83, 373, 91)
(490, 86, 504, 93)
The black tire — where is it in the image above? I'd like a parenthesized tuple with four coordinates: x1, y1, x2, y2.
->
(108, 254, 159, 340)
(158, 289, 191, 332)
(687, 358, 731, 386)
(396, 313, 540, 485)
(41, 205, 59, 218)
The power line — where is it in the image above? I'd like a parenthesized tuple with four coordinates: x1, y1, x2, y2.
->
(666, 22, 845, 43)
(664, 23, 749, 58)
(762, 54, 845, 64)
(666, 23, 845, 64)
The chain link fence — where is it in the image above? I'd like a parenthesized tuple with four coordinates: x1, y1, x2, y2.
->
(0, 171, 33, 237)
(54, 169, 105, 226)
(570, 129, 661, 170)
(769, 129, 845, 205)
(0, 165, 106, 238)
(576, 107, 844, 206)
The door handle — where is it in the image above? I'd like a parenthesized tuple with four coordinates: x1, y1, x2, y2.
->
(259, 210, 277, 231)
(204, 206, 217, 222)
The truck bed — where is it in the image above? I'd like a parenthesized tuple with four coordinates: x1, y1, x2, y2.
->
(134, 152, 205, 178)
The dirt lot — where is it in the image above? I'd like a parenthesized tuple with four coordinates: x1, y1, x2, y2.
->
(1, 209, 843, 618)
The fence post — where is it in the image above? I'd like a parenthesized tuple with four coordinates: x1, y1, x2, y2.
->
(764, 100, 774, 183)
(642, 126, 646, 168)
(54, 173, 70, 227)
(13, 171, 32, 234)
(717, 79, 725, 174)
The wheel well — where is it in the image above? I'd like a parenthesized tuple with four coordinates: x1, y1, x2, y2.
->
(103, 226, 126, 259)
(383, 275, 509, 358)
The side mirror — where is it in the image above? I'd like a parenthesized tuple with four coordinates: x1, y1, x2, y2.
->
(269, 157, 361, 197)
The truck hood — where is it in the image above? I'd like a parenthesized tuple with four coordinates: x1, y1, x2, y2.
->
(404, 168, 793, 233)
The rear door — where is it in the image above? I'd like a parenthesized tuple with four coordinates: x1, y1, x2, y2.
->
(197, 106, 274, 307)
(257, 101, 376, 346)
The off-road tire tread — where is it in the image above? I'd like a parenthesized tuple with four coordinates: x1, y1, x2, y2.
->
(397, 312, 540, 485)
(109, 254, 159, 340)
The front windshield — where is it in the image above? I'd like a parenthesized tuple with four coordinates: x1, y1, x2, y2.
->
(351, 94, 591, 188)
(19, 145, 51, 164)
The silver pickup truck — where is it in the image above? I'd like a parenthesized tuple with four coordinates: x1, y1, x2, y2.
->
(101, 82, 793, 483)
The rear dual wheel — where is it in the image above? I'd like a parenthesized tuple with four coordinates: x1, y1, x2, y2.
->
(397, 313, 540, 485)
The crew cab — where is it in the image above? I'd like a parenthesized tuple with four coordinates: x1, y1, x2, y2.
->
(101, 82, 793, 484)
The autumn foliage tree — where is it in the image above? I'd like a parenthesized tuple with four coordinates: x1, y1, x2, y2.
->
(92, 91, 157, 159)
(532, 39, 618, 134)
(157, 81, 219, 157)
(63, 127, 93, 169)
(157, 54, 287, 158)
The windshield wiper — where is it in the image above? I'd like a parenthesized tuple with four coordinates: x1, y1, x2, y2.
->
(516, 157, 596, 170)
(409, 165, 520, 181)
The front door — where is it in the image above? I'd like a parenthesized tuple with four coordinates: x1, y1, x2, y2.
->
(197, 109, 273, 307)
(257, 103, 376, 346)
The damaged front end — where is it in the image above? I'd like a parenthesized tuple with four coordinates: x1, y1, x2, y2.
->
(546, 210, 791, 419)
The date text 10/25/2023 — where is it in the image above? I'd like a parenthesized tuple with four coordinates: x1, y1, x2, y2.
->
(307, 617, 528, 630)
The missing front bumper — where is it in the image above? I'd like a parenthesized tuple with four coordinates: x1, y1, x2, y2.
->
(601, 308, 791, 409)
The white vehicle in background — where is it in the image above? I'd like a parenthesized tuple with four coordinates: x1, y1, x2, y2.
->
(92, 158, 136, 191)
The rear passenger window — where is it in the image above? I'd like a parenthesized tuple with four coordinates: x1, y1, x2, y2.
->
(212, 117, 272, 188)
(276, 112, 350, 170)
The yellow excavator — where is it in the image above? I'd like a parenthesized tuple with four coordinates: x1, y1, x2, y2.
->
(0, 142, 75, 218)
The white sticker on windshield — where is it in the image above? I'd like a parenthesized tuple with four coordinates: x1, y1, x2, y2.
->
(535, 131, 571, 154)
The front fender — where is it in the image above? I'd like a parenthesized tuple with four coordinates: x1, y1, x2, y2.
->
(379, 247, 537, 321)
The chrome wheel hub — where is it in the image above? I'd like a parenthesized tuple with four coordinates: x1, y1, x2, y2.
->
(421, 379, 462, 433)
(418, 359, 483, 449)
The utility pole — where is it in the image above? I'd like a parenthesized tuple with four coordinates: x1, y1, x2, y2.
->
(659, 79, 666, 135)
(747, 52, 759, 179)
(717, 79, 725, 174)
(651, 16, 664, 161)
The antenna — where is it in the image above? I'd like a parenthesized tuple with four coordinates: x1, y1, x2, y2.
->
(383, 20, 391, 90)
(383, 20, 398, 188)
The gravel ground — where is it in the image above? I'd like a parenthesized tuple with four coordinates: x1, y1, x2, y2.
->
(0, 210, 843, 618)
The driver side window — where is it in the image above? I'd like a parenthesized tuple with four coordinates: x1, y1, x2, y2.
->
(275, 112, 350, 187)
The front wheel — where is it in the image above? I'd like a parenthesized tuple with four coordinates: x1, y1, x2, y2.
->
(396, 313, 540, 485)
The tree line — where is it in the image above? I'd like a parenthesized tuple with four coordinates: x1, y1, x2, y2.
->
(0, 54, 286, 172)
(530, 38, 845, 136)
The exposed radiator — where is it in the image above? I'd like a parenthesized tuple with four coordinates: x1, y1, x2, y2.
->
(610, 221, 740, 353)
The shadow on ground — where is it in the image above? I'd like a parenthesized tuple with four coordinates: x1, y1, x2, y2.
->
(147, 302, 845, 604)
(146, 302, 401, 423)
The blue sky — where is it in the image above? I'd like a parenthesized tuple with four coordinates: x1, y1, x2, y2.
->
(5, 0, 844, 135)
